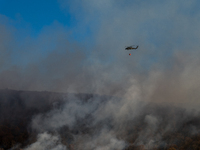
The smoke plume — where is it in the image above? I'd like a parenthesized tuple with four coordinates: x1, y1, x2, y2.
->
(1, 0, 200, 150)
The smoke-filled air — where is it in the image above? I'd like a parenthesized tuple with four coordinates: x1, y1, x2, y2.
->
(1, 0, 200, 150)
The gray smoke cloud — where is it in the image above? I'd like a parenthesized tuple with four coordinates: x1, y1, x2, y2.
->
(24, 132, 67, 150)
(1, 0, 200, 100)
(29, 92, 141, 150)
(2, 0, 200, 149)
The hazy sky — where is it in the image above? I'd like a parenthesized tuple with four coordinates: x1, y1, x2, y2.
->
(0, 0, 200, 101)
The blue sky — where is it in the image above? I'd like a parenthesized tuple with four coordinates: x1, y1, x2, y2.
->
(0, 0, 72, 33)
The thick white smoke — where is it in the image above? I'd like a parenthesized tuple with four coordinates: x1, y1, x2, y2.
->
(24, 132, 67, 150)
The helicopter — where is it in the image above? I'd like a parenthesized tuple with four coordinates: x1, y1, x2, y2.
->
(125, 45, 139, 55)
(125, 45, 139, 50)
